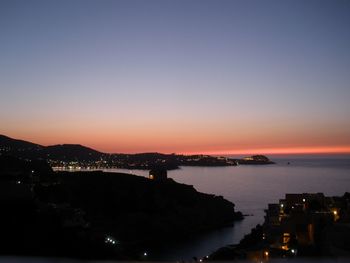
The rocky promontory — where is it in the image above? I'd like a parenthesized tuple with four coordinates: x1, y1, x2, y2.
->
(38, 171, 243, 244)
(0, 155, 242, 259)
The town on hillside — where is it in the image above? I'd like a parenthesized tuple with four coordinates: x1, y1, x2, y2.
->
(209, 192, 350, 261)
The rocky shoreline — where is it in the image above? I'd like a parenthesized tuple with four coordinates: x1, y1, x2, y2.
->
(0, 155, 242, 260)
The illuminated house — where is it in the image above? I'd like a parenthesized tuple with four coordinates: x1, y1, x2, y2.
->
(149, 168, 167, 181)
(264, 193, 341, 251)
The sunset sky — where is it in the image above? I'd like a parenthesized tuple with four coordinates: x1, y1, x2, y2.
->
(1, 0, 350, 154)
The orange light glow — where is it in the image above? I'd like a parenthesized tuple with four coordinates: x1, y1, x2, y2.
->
(183, 146, 350, 156)
(4, 129, 350, 155)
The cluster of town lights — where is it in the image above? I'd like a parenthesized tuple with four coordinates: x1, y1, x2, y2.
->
(105, 236, 117, 245)
(199, 255, 209, 262)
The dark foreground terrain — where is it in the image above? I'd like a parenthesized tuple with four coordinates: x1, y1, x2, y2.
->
(0, 155, 242, 260)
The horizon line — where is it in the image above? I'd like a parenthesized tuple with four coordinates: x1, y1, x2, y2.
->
(2, 134, 350, 156)
(181, 146, 350, 156)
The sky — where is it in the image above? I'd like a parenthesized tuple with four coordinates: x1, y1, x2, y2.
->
(1, 0, 350, 154)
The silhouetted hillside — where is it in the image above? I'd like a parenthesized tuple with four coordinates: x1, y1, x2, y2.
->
(37, 171, 242, 246)
(0, 134, 43, 158)
(0, 134, 274, 168)
(0, 155, 53, 182)
(0, 134, 41, 149)
(0, 156, 242, 259)
(0, 134, 105, 162)
(44, 144, 105, 161)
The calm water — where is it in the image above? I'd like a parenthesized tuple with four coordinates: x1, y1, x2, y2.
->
(103, 157, 350, 260)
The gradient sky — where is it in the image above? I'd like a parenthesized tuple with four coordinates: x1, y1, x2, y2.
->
(1, 0, 350, 154)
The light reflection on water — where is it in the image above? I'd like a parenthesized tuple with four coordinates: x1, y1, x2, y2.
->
(101, 158, 350, 260)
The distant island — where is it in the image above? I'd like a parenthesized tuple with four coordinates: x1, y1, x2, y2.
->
(0, 134, 274, 170)
(0, 155, 242, 259)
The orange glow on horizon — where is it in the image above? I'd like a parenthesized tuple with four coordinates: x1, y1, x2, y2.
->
(2, 131, 350, 156)
(182, 146, 350, 156)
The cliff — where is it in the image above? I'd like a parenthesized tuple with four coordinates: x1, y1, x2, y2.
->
(37, 171, 242, 245)
(0, 156, 242, 259)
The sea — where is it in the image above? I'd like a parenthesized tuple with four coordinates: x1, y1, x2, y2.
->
(100, 155, 350, 260)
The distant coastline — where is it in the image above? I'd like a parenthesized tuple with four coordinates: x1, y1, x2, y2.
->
(0, 134, 274, 170)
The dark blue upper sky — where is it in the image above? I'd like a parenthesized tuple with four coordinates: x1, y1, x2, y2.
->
(1, 0, 349, 153)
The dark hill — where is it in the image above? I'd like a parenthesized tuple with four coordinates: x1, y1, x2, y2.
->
(36, 170, 242, 246)
(0, 134, 42, 150)
(0, 134, 105, 162)
(44, 144, 104, 161)
(0, 135, 43, 159)
(0, 156, 242, 259)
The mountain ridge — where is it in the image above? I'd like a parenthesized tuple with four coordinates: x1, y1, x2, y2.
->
(0, 134, 43, 149)
(0, 134, 105, 161)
